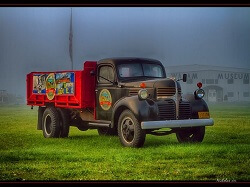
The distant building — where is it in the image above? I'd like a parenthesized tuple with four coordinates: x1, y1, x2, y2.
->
(165, 64, 250, 102)
(0, 90, 8, 103)
(0, 90, 24, 104)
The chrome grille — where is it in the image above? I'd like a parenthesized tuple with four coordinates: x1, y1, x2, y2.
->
(157, 87, 176, 99)
(179, 101, 191, 119)
(178, 88, 181, 95)
(157, 99, 176, 120)
(129, 89, 140, 96)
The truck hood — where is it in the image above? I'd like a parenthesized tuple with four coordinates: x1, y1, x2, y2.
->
(120, 78, 177, 89)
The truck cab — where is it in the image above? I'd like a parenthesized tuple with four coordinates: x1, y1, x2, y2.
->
(27, 57, 214, 147)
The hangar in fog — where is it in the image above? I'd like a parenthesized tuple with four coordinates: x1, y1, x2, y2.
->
(166, 65, 250, 102)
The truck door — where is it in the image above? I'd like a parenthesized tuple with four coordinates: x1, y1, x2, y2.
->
(95, 64, 119, 121)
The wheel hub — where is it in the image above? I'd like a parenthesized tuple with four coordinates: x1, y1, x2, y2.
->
(121, 117, 135, 143)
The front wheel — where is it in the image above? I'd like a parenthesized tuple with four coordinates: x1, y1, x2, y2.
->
(97, 127, 117, 136)
(176, 126, 205, 143)
(118, 110, 146, 148)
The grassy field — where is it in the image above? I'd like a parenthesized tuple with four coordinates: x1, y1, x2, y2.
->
(0, 102, 249, 181)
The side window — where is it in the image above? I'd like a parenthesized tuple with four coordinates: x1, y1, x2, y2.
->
(98, 65, 114, 84)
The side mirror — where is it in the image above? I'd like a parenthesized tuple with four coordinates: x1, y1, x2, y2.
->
(90, 70, 96, 76)
(183, 74, 187, 82)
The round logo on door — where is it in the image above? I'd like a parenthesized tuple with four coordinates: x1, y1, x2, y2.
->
(99, 89, 112, 110)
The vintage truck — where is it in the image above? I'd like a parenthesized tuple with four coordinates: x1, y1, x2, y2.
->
(26, 57, 214, 147)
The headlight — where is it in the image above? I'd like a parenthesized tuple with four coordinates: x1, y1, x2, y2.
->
(138, 89, 148, 100)
(195, 89, 205, 99)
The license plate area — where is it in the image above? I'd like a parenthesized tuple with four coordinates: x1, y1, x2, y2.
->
(198, 112, 210, 119)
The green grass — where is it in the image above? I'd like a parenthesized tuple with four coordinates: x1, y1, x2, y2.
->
(0, 103, 249, 181)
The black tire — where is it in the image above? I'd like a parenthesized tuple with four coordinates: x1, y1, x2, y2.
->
(37, 106, 45, 130)
(118, 110, 146, 148)
(97, 127, 117, 136)
(42, 107, 60, 138)
(176, 126, 205, 143)
(57, 108, 70, 138)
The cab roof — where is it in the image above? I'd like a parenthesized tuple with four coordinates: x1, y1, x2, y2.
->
(97, 57, 163, 66)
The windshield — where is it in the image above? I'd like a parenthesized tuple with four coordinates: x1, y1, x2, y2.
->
(117, 63, 165, 79)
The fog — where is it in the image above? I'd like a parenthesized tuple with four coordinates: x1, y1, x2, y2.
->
(0, 7, 250, 98)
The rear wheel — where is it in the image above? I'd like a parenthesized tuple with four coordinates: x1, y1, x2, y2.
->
(57, 108, 70, 138)
(118, 110, 146, 148)
(37, 106, 45, 130)
(176, 126, 205, 143)
(42, 107, 60, 138)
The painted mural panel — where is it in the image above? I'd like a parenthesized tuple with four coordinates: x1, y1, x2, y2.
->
(32, 72, 75, 95)
(55, 72, 74, 95)
(33, 74, 47, 94)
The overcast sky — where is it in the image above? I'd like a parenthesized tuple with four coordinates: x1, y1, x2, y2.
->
(0, 7, 250, 97)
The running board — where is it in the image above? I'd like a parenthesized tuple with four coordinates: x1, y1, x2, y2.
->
(88, 122, 111, 128)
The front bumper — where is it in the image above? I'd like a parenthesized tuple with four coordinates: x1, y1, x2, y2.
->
(141, 118, 214, 129)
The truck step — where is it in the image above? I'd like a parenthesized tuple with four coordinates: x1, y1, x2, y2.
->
(88, 122, 111, 128)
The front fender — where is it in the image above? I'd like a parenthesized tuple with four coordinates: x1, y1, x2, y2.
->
(183, 94, 209, 119)
(111, 96, 158, 128)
